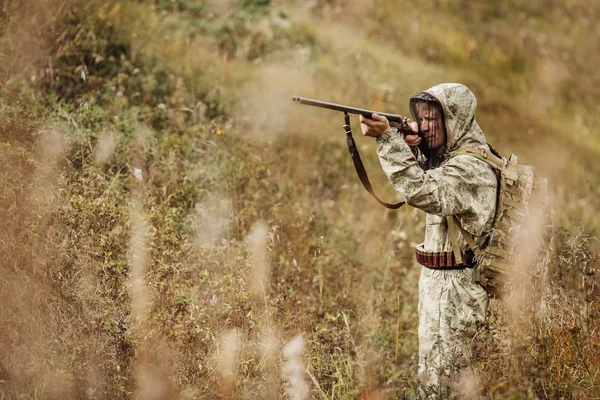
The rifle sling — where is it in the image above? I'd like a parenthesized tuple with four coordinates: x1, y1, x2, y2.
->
(343, 113, 405, 210)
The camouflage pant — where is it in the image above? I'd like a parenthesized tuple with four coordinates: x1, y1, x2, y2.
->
(417, 266, 488, 398)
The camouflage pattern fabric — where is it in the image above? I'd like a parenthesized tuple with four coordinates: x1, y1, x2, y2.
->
(375, 83, 497, 396)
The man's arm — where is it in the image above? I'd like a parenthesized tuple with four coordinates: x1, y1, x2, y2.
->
(376, 132, 494, 218)
(360, 113, 494, 218)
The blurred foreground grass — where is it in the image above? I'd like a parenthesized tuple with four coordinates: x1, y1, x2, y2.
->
(0, 0, 598, 398)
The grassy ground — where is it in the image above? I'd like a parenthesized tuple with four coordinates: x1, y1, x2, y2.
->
(0, 0, 598, 398)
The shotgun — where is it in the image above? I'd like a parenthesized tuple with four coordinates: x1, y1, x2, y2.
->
(291, 96, 415, 135)
(292, 96, 410, 209)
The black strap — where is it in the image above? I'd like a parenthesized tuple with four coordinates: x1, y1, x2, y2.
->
(343, 112, 405, 209)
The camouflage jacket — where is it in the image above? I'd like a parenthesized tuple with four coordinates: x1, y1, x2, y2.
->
(376, 83, 498, 252)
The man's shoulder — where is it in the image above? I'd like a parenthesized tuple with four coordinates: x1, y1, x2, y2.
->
(445, 151, 492, 169)
(439, 151, 498, 183)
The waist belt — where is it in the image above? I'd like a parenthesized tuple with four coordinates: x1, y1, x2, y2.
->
(415, 247, 474, 269)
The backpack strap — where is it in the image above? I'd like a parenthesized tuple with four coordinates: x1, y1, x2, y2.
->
(452, 215, 483, 257)
(446, 216, 464, 265)
(447, 147, 504, 260)
(452, 147, 507, 171)
(447, 215, 483, 261)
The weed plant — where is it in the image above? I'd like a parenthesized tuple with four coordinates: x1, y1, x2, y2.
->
(0, 0, 598, 398)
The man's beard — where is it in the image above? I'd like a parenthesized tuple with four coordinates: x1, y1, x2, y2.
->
(422, 143, 446, 170)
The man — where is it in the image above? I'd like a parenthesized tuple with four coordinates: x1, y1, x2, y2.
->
(359, 83, 497, 397)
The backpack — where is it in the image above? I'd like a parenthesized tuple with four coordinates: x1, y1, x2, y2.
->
(448, 148, 552, 298)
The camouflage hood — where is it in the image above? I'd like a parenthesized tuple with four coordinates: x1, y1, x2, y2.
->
(414, 83, 488, 155)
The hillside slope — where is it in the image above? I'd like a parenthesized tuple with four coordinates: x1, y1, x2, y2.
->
(0, 0, 598, 398)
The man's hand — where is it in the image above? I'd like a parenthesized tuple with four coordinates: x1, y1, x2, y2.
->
(360, 113, 391, 138)
(404, 121, 421, 147)
(361, 115, 421, 147)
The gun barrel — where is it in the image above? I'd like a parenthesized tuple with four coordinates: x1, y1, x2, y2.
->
(292, 96, 405, 123)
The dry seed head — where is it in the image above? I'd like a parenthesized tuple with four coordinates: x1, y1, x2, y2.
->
(256, 327, 281, 398)
(129, 204, 151, 326)
(135, 364, 171, 400)
(133, 124, 154, 155)
(216, 329, 242, 392)
(94, 129, 117, 166)
(248, 220, 270, 297)
(282, 335, 310, 400)
(260, 327, 279, 366)
(190, 199, 229, 249)
(504, 200, 551, 324)
(452, 369, 481, 400)
(32, 126, 68, 211)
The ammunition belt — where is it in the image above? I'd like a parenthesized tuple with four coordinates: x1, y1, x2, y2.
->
(415, 247, 474, 269)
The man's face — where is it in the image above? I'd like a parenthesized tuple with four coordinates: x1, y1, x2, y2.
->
(416, 102, 445, 149)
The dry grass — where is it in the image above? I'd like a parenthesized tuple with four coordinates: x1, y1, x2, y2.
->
(0, 0, 598, 399)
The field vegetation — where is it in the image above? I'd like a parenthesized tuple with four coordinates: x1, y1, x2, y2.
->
(0, 0, 598, 398)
